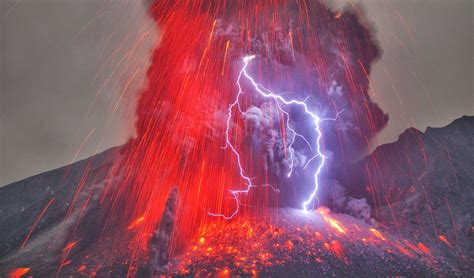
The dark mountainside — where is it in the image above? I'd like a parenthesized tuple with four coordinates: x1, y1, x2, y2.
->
(0, 146, 123, 273)
(343, 116, 473, 268)
(0, 116, 472, 276)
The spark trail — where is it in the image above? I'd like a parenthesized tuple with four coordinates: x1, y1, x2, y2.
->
(210, 55, 340, 219)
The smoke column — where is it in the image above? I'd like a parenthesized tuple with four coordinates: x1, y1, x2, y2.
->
(99, 0, 388, 267)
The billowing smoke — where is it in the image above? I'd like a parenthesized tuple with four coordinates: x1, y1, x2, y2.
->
(205, 1, 388, 207)
(242, 102, 307, 177)
(136, 0, 387, 212)
(102, 1, 388, 251)
(211, 1, 387, 157)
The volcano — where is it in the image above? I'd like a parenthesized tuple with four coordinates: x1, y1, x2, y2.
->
(0, 116, 472, 276)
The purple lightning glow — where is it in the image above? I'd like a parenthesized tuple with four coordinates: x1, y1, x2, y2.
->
(209, 55, 341, 219)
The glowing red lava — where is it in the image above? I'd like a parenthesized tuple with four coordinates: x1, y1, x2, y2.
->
(168, 209, 439, 276)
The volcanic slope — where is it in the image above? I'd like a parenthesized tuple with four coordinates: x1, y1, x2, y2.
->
(168, 208, 463, 277)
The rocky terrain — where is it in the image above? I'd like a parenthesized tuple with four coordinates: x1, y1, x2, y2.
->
(0, 146, 123, 275)
(168, 207, 462, 276)
(0, 116, 472, 277)
(343, 116, 473, 274)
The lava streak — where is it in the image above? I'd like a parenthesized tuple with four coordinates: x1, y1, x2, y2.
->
(95, 0, 387, 272)
(168, 209, 438, 276)
(7, 268, 30, 278)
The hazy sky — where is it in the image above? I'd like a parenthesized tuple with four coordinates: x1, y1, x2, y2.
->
(330, 0, 473, 147)
(1, 0, 472, 186)
(1, 0, 156, 186)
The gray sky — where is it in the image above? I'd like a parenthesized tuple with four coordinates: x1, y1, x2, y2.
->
(0, 0, 156, 186)
(330, 0, 473, 148)
(0, 0, 472, 186)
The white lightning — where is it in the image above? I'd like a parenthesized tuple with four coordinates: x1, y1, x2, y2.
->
(210, 55, 340, 219)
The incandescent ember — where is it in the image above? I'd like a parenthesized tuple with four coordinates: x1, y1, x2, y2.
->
(169, 208, 445, 276)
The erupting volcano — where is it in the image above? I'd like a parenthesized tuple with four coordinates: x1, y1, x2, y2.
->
(99, 0, 388, 269)
(1, 1, 472, 277)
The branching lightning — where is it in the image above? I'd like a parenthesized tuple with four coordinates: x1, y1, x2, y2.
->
(209, 55, 341, 219)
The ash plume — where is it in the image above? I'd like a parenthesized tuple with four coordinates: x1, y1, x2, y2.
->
(135, 0, 388, 210)
(101, 0, 389, 250)
(145, 0, 387, 157)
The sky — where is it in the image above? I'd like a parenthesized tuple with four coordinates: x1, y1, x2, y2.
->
(0, 0, 472, 186)
(330, 0, 473, 148)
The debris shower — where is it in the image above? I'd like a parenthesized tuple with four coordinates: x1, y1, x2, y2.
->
(5, 1, 470, 276)
(100, 0, 386, 272)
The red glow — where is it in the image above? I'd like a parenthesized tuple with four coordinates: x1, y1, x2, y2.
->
(438, 235, 452, 247)
(317, 207, 347, 234)
(369, 228, 386, 241)
(8, 1, 461, 276)
(62, 241, 78, 252)
(8, 268, 30, 278)
(79, 1, 398, 274)
(164, 211, 438, 275)
(323, 216, 347, 235)
(21, 197, 55, 248)
(127, 216, 145, 230)
(417, 242, 432, 256)
(326, 240, 344, 258)
(395, 243, 413, 258)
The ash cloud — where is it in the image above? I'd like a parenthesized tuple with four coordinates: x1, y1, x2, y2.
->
(145, 1, 388, 209)
(242, 102, 307, 177)
(216, 1, 387, 161)
(214, 1, 387, 207)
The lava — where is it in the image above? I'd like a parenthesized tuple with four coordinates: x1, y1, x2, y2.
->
(21, 197, 55, 249)
(369, 228, 386, 241)
(102, 0, 386, 255)
(324, 240, 344, 258)
(49, 0, 389, 274)
(168, 209, 439, 276)
(437, 235, 452, 247)
(127, 216, 145, 230)
(4, 2, 469, 276)
(7, 268, 30, 278)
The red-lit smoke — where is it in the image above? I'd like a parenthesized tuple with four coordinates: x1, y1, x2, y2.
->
(100, 0, 388, 264)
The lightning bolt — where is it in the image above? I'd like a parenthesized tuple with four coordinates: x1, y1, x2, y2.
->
(209, 55, 341, 219)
